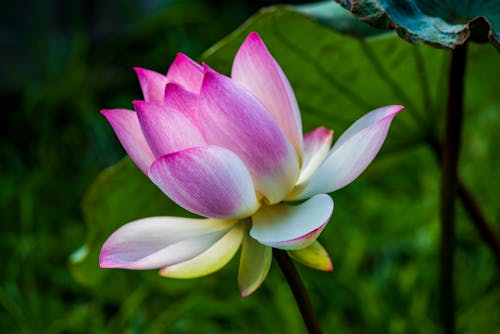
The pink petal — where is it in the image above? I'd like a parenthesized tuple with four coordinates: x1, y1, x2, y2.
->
(148, 145, 259, 220)
(101, 108, 155, 174)
(163, 83, 200, 127)
(250, 194, 334, 250)
(134, 100, 206, 157)
(166, 53, 203, 93)
(99, 217, 235, 270)
(199, 67, 299, 204)
(294, 105, 404, 199)
(134, 67, 167, 103)
(296, 127, 333, 186)
(232, 32, 303, 158)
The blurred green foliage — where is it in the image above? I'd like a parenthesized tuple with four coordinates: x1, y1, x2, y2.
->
(1, 0, 499, 333)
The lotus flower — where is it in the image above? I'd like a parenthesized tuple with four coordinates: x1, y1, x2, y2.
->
(99, 32, 403, 296)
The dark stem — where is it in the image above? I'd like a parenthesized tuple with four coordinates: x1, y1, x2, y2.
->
(457, 182, 500, 263)
(440, 43, 467, 334)
(427, 138, 500, 265)
(273, 249, 323, 334)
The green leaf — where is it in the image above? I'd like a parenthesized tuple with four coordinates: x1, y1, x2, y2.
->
(335, 0, 500, 50)
(295, 1, 388, 38)
(203, 5, 444, 152)
(70, 158, 194, 286)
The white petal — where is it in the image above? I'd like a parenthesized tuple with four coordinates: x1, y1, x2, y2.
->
(250, 194, 334, 250)
(294, 105, 403, 199)
(159, 223, 244, 278)
(296, 127, 333, 186)
(99, 217, 235, 270)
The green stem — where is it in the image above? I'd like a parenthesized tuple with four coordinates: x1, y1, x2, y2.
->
(273, 249, 323, 334)
(440, 43, 467, 334)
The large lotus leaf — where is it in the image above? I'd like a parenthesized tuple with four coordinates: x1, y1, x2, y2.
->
(295, 1, 388, 37)
(336, 0, 500, 50)
(204, 5, 443, 150)
(70, 158, 197, 287)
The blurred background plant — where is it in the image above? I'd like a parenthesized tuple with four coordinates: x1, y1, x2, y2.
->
(1, 0, 498, 333)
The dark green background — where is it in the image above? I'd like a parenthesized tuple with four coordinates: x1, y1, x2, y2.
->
(1, 0, 498, 333)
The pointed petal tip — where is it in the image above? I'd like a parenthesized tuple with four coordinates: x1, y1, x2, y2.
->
(132, 100, 144, 108)
(202, 63, 216, 75)
(246, 31, 262, 41)
(239, 289, 253, 298)
(233, 29, 304, 161)
(386, 105, 405, 116)
(133, 66, 146, 74)
(157, 267, 169, 276)
(288, 240, 334, 271)
(132, 100, 161, 111)
(100, 108, 132, 118)
(100, 109, 111, 117)
(303, 126, 334, 143)
(133, 66, 159, 79)
(173, 52, 196, 64)
(98, 254, 111, 268)
(99, 246, 124, 269)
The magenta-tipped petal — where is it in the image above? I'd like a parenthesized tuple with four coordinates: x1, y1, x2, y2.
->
(163, 83, 199, 127)
(166, 53, 203, 93)
(232, 32, 303, 158)
(295, 105, 404, 199)
(134, 67, 168, 103)
(199, 67, 299, 204)
(99, 217, 235, 270)
(296, 127, 333, 186)
(134, 101, 205, 157)
(148, 145, 259, 220)
(250, 194, 334, 250)
(101, 108, 155, 174)
(288, 241, 333, 272)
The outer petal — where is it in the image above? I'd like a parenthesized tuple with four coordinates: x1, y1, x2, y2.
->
(288, 241, 333, 271)
(163, 83, 199, 127)
(99, 217, 235, 270)
(166, 53, 203, 93)
(148, 146, 259, 220)
(101, 108, 155, 174)
(134, 101, 206, 157)
(296, 127, 333, 186)
(159, 223, 244, 278)
(250, 194, 334, 250)
(232, 32, 303, 159)
(134, 67, 167, 103)
(238, 234, 272, 297)
(199, 68, 299, 204)
(293, 105, 404, 199)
